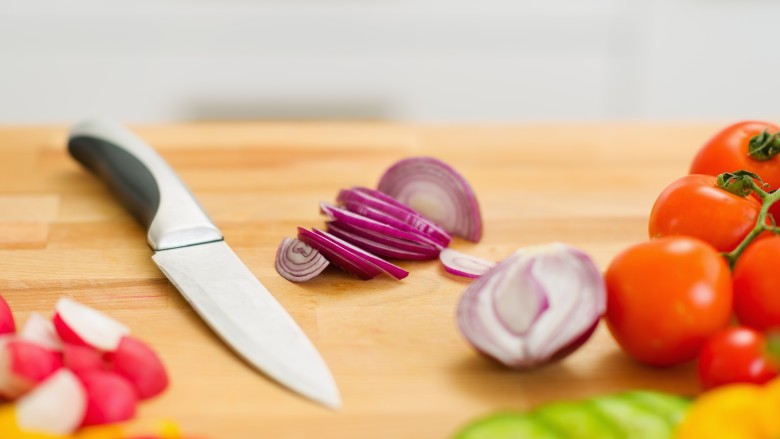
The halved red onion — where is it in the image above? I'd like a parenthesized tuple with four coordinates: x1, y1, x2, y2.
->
(338, 188, 452, 246)
(439, 249, 496, 278)
(377, 157, 483, 242)
(456, 243, 605, 369)
(298, 227, 381, 280)
(275, 237, 330, 282)
(327, 222, 437, 261)
(329, 220, 440, 256)
(309, 228, 409, 280)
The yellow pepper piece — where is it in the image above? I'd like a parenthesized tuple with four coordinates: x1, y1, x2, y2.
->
(675, 384, 763, 439)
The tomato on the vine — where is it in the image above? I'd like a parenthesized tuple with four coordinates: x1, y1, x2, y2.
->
(697, 326, 778, 391)
(605, 236, 733, 367)
(732, 236, 780, 330)
(648, 174, 762, 252)
(690, 121, 780, 189)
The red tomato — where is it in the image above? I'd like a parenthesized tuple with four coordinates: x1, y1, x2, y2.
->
(732, 236, 780, 330)
(648, 174, 762, 252)
(605, 236, 733, 367)
(697, 326, 777, 391)
(690, 121, 780, 189)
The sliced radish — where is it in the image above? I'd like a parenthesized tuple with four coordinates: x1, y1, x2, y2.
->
(0, 295, 14, 335)
(63, 343, 107, 375)
(19, 312, 63, 352)
(78, 370, 138, 427)
(16, 368, 87, 435)
(106, 336, 169, 400)
(0, 339, 63, 399)
(53, 298, 130, 351)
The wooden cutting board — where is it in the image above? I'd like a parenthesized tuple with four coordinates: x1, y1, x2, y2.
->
(0, 122, 717, 438)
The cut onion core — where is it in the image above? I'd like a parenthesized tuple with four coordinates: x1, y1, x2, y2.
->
(439, 248, 496, 278)
(275, 237, 330, 282)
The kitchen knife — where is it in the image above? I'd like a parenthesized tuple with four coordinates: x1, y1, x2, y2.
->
(67, 120, 341, 409)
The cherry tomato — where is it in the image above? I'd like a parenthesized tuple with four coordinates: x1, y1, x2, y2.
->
(732, 236, 780, 330)
(697, 326, 777, 391)
(690, 121, 780, 188)
(648, 174, 762, 252)
(605, 236, 733, 367)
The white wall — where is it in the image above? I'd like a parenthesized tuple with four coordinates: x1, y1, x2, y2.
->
(0, 0, 778, 123)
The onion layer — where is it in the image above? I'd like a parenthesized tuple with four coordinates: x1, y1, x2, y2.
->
(456, 243, 605, 369)
(439, 249, 496, 278)
(275, 237, 330, 282)
(377, 157, 483, 242)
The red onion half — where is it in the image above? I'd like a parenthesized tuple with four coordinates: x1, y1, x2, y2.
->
(377, 157, 482, 242)
(456, 243, 605, 369)
(275, 237, 330, 282)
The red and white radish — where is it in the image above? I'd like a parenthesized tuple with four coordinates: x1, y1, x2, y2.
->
(15, 368, 87, 435)
(19, 312, 63, 352)
(106, 336, 169, 400)
(78, 370, 138, 427)
(63, 343, 107, 375)
(0, 339, 63, 399)
(53, 298, 130, 351)
(0, 294, 15, 335)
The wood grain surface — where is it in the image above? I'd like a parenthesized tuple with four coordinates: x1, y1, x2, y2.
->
(0, 123, 719, 438)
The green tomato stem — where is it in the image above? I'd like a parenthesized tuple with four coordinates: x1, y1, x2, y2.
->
(722, 178, 780, 268)
(748, 130, 780, 161)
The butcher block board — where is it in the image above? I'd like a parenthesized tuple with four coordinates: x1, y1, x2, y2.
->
(0, 122, 717, 438)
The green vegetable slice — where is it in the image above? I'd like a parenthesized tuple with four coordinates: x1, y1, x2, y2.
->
(455, 412, 560, 439)
(621, 390, 691, 427)
(589, 395, 672, 438)
(532, 401, 622, 439)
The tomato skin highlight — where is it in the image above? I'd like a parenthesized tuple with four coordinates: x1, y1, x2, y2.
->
(648, 174, 762, 252)
(698, 326, 778, 391)
(605, 236, 733, 367)
(690, 121, 780, 189)
(732, 237, 780, 330)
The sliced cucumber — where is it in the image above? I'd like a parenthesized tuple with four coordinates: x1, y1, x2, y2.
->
(589, 395, 672, 438)
(621, 390, 691, 427)
(455, 412, 561, 439)
(532, 401, 622, 439)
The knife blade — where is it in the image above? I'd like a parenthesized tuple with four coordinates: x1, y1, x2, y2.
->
(67, 120, 340, 409)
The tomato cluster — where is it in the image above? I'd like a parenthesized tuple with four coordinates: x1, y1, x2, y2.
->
(605, 121, 780, 389)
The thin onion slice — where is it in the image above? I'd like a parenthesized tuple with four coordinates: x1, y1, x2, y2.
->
(275, 237, 330, 282)
(338, 188, 452, 246)
(298, 228, 381, 280)
(327, 222, 437, 261)
(329, 220, 440, 256)
(377, 156, 483, 242)
(341, 200, 447, 248)
(310, 228, 409, 280)
(320, 202, 436, 246)
(439, 248, 496, 278)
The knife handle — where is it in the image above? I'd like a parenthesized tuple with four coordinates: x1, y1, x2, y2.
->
(67, 120, 223, 251)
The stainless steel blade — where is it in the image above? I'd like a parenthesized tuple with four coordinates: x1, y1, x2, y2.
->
(153, 240, 341, 408)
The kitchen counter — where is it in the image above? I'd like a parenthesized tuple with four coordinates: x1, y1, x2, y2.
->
(0, 122, 713, 438)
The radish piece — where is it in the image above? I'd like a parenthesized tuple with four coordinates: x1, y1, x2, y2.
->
(106, 336, 169, 400)
(63, 343, 107, 374)
(0, 294, 14, 335)
(78, 370, 138, 427)
(439, 248, 497, 278)
(19, 312, 63, 352)
(53, 298, 130, 351)
(16, 369, 87, 435)
(0, 339, 63, 399)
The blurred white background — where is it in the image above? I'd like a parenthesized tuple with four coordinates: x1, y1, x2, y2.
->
(1, 0, 779, 123)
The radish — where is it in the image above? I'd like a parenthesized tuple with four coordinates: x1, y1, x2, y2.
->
(0, 294, 14, 335)
(78, 370, 138, 427)
(63, 343, 107, 374)
(0, 339, 62, 399)
(15, 368, 87, 435)
(107, 336, 169, 399)
(53, 298, 130, 351)
(19, 312, 63, 352)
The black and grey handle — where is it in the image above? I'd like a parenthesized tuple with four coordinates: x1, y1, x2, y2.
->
(68, 120, 223, 251)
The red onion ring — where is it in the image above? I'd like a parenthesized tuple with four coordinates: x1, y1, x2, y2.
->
(275, 237, 330, 282)
(439, 249, 496, 278)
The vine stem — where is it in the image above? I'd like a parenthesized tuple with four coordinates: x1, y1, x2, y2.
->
(723, 178, 780, 267)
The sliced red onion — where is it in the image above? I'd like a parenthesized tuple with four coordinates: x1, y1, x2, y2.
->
(439, 249, 496, 278)
(310, 228, 409, 280)
(338, 188, 452, 246)
(456, 242, 605, 369)
(377, 157, 483, 242)
(327, 222, 437, 261)
(275, 237, 330, 282)
(320, 202, 436, 246)
(297, 227, 381, 280)
(329, 220, 440, 256)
